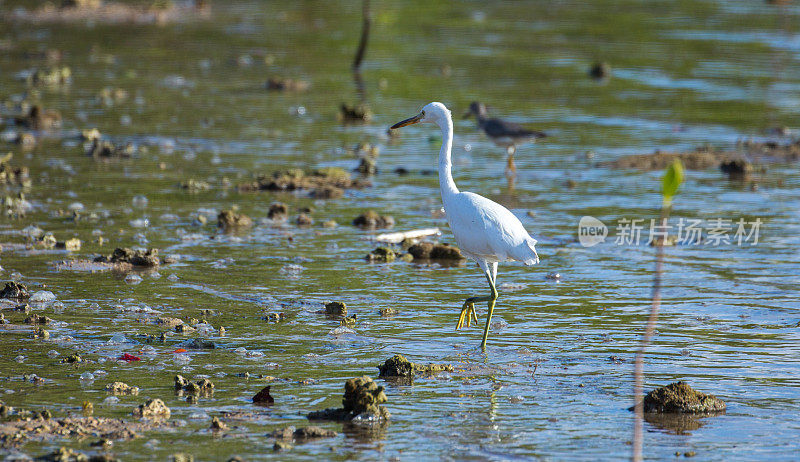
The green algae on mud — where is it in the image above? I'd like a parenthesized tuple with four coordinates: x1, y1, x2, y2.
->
(634, 382, 726, 414)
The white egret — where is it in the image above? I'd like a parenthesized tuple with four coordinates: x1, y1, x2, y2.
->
(391, 102, 540, 349)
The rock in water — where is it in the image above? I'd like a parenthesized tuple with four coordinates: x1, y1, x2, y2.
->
(639, 382, 726, 414)
(307, 376, 389, 422)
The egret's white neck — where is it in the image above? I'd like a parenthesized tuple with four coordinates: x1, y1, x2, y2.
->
(436, 114, 459, 200)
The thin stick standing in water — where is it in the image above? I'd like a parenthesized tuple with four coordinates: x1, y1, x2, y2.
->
(352, 0, 371, 72)
(632, 159, 683, 462)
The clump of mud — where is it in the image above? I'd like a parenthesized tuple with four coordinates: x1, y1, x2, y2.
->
(0, 154, 31, 187)
(105, 382, 139, 396)
(601, 139, 800, 176)
(60, 353, 82, 364)
(24, 314, 52, 325)
(324, 301, 347, 316)
(86, 138, 136, 159)
(267, 202, 289, 221)
(238, 167, 368, 199)
(407, 242, 465, 261)
(295, 213, 313, 227)
(339, 103, 372, 122)
(218, 209, 252, 230)
(270, 425, 337, 440)
(0, 281, 31, 299)
(94, 248, 162, 267)
(719, 159, 754, 178)
(340, 314, 357, 328)
(133, 399, 170, 419)
(353, 210, 394, 229)
(185, 338, 216, 349)
(636, 382, 726, 414)
(180, 179, 211, 192)
(266, 77, 309, 92)
(252, 385, 274, 404)
(377, 354, 454, 378)
(600, 147, 729, 171)
(366, 247, 396, 262)
(589, 61, 611, 80)
(13, 104, 62, 130)
(174, 375, 214, 397)
(307, 376, 389, 422)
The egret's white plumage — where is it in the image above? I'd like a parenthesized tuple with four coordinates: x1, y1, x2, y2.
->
(390, 102, 540, 349)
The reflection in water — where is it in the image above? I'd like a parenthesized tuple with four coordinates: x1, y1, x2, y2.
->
(643, 411, 724, 435)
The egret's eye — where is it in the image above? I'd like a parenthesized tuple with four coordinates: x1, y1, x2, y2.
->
(421, 111, 425, 117)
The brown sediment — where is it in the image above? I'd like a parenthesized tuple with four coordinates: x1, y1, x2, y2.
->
(0, 416, 172, 449)
(307, 376, 389, 423)
(94, 248, 161, 267)
(407, 242, 465, 261)
(601, 140, 800, 174)
(218, 209, 253, 230)
(377, 354, 454, 378)
(353, 210, 394, 229)
(238, 168, 369, 198)
(599, 147, 729, 171)
(633, 382, 726, 414)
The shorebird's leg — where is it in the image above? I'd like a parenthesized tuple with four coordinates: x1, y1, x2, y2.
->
(480, 272, 499, 350)
(506, 145, 517, 174)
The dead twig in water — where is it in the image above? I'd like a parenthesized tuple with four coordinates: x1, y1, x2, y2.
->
(632, 159, 683, 462)
(352, 0, 371, 72)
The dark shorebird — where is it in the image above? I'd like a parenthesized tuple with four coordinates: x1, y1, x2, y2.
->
(464, 102, 546, 174)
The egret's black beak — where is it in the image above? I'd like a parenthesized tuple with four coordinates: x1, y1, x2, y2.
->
(462, 111, 473, 119)
(390, 112, 423, 130)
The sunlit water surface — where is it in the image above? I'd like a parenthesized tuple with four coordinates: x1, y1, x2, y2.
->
(0, 1, 799, 460)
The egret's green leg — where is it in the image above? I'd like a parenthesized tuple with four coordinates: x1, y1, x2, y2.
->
(480, 274, 499, 350)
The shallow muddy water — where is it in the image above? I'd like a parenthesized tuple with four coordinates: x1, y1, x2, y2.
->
(1, 1, 799, 460)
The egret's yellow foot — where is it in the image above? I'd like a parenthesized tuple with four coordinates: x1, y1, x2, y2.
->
(456, 301, 479, 330)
